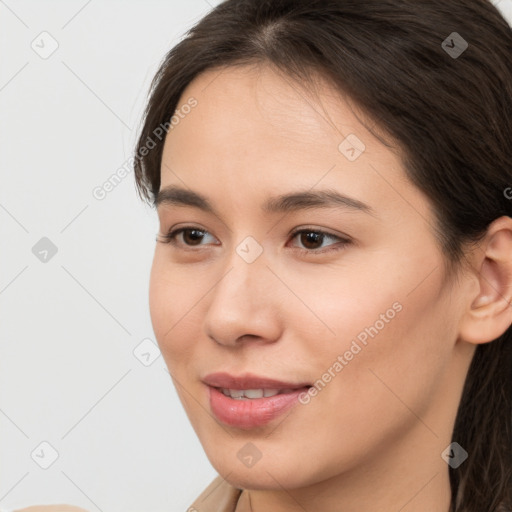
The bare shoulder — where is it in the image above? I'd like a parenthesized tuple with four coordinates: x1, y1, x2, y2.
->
(14, 507, 90, 512)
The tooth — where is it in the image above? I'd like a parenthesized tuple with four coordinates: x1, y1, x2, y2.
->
(221, 388, 285, 399)
(244, 389, 264, 399)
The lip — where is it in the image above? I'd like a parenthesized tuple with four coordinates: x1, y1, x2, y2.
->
(202, 372, 311, 390)
(203, 372, 311, 429)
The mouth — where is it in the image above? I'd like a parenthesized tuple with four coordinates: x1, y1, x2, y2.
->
(203, 372, 313, 429)
(215, 387, 304, 399)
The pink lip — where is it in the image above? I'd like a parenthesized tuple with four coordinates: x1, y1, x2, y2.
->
(203, 372, 311, 429)
(202, 372, 311, 390)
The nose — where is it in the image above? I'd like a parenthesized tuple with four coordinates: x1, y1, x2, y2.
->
(203, 249, 284, 347)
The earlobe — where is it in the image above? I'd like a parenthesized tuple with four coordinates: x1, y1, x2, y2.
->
(459, 216, 512, 345)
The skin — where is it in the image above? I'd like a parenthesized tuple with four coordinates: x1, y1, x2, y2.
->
(150, 64, 512, 512)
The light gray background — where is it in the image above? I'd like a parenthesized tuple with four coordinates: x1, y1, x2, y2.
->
(1, 1, 511, 511)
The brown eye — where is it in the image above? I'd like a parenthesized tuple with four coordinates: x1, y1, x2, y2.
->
(289, 228, 351, 255)
(157, 227, 217, 247)
(181, 228, 206, 245)
(298, 231, 325, 250)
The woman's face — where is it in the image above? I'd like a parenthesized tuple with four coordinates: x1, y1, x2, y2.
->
(150, 64, 474, 492)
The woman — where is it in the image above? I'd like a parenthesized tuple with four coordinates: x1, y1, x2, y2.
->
(133, 0, 512, 510)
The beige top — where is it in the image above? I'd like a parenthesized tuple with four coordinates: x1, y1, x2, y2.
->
(188, 475, 246, 512)
(4, 477, 245, 512)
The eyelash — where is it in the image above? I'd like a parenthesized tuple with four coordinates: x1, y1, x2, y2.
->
(157, 226, 351, 256)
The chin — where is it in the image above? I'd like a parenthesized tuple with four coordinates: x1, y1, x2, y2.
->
(212, 457, 313, 491)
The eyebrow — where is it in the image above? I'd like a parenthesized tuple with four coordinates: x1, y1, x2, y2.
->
(155, 185, 375, 216)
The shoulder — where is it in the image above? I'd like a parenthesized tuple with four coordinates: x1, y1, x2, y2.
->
(189, 474, 243, 512)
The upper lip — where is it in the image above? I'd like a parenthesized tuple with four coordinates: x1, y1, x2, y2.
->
(203, 372, 311, 390)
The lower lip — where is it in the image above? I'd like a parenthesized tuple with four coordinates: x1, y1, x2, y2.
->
(207, 385, 310, 429)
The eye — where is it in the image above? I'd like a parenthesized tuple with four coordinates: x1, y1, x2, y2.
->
(157, 226, 351, 255)
(288, 228, 350, 255)
(156, 226, 218, 249)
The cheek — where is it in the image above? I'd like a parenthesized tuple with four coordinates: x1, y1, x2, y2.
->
(288, 245, 453, 406)
(148, 252, 207, 368)
(149, 254, 183, 357)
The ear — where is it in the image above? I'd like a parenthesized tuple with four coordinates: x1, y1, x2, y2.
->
(458, 216, 512, 345)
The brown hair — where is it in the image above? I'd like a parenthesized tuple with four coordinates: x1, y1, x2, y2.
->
(133, 1, 512, 510)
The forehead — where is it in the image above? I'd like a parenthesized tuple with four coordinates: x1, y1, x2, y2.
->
(165, 64, 382, 160)
(158, 64, 433, 230)
(161, 64, 400, 181)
